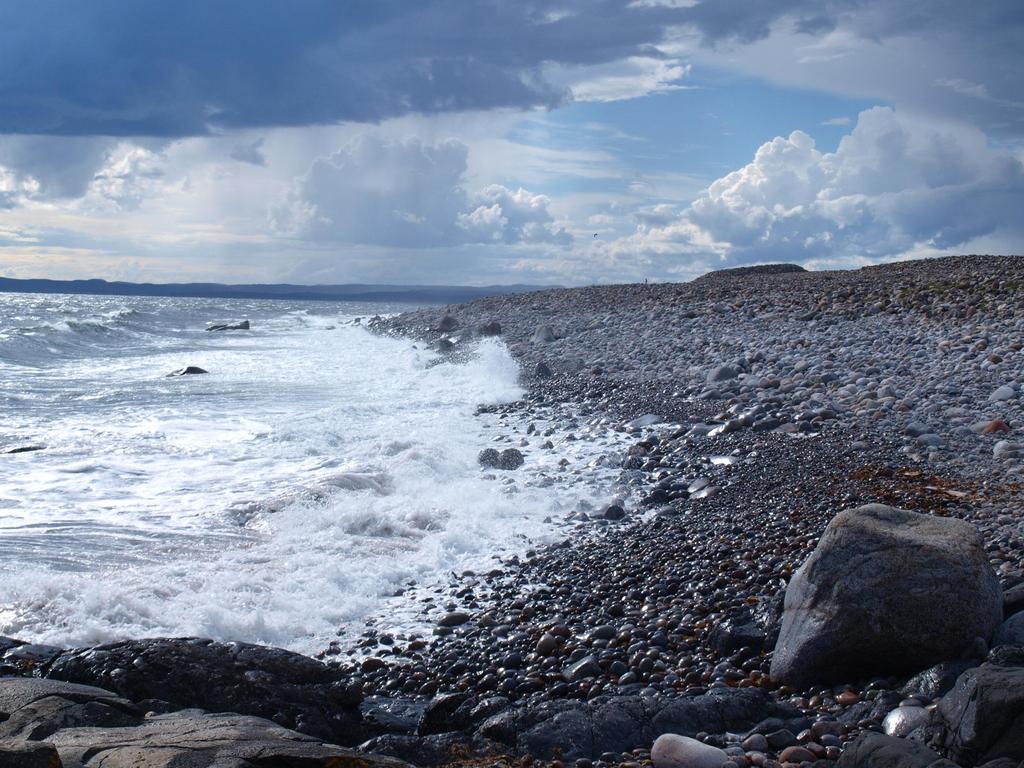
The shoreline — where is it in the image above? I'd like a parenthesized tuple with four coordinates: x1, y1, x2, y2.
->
(2, 254, 1023, 767)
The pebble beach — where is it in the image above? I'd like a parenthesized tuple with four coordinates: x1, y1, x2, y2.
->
(3, 254, 1024, 768)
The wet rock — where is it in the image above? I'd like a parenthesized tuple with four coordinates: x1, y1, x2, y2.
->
(205, 320, 250, 331)
(562, 655, 601, 681)
(438, 612, 471, 627)
(436, 315, 459, 332)
(771, 504, 1002, 687)
(42, 638, 364, 746)
(2, 445, 45, 455)
(901, 660, 977, 699)
(535, 361, 553, 378)
(883, 705, 931, 738)
(837, 731, 948, 768)
(707, 609, 767, 654)
(925, 663, 1024, 764)
(167, 366, 208, 376)
(497, 448, 525, 470)
(651, 733, 727, 768)
(477, 448, 524, 470)
(477, 321, 502, 336)
(603, 504, 626, 521)
(417, 692, 474, 736)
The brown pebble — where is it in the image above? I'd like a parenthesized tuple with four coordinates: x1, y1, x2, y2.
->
(836, 691, 860, 705)
(982, 419, 1011, 434)
(779, 747, 816, 763)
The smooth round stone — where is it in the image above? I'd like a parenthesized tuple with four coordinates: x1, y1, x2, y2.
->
(882, 705, 930, 737)
(778, 746, 815, 763)
(651, 734, 729, 768)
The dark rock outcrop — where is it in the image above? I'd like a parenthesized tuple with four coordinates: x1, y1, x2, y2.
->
(771, 504, 1002, 687)
(925, 662, 1024, 764)
(477, 688, 796, 761)
(42, 638, 364, 746)
(167, 366, 208, 376)
(836, 732, 951, 768)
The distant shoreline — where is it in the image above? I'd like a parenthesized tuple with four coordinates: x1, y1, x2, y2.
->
(0, 275, 554, 305)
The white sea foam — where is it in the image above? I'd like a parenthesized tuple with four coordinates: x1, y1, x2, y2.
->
(0, 294, 616, 653)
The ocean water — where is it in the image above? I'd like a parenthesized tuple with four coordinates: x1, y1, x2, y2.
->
(0, 293, 616, 654)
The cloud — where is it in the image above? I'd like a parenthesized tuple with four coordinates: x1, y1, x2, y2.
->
(623, 106, 1024, 265)
(0, 0, 717, 137)
(270, 136, 569, 248)
(822, 116, 851, 126)
(230, 138, 267, 166)
(458, 185, 571, 245)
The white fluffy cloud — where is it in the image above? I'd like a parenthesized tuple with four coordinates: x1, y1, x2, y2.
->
(458, 185, 570, 246)
(626, 106, 1024, 265)
(271, 136, 570, 248)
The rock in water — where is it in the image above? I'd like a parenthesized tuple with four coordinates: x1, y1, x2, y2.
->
(205, 320, 250, 331)
(532, 324, 557, 343)
(478, 448, 523, 470)
(770, 504, 1002, 687)
(167, 366, 208, 376)
(497, 448, 524, 470)
(436, 315, 459, 332)
(477, 321, 502, 336)
(651, 734, 728, 768)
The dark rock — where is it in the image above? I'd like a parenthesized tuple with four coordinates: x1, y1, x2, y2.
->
(535, 361, 553, 378)
(926, 663, 1024, 764)
(1004, 584, 1024, 618)
(497, 448, 524, 470)
(562, 655, 601, 681)
(994, 612, 1024, 646)
(478, 448, 523, 470)
(602, 504, 626, 521)
(478, 688, 796, 761)
(837, 732, 948, 768)
(707, 609, 767, 654)
(42, 637, 364, 746)
(771, 504, 1002, 687)
(167, 366, 208, 376)
(901, 659, 977, 699)
(205, 320, 250, 331)
(417, 692, 474, 736)
(46, 709, 410, 768)
(477, 321, 502, 336)
(987, 645, 1024, 667)
(477, 449, 501, 468)
(2, 446, 44, 455)
(438, 612, 471, 627)
(362, 732, 488, 766)
(0, 741, 61, 768)
(359, 697, 427, 736)
(433, 338, 455, 353)
(436, 315, 459, 332)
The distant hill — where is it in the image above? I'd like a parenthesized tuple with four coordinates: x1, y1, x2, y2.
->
(694, 263, 807, 281)
(0, 277, 554, 304)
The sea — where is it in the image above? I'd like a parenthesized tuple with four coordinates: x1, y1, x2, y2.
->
(0, 293, 620, 654)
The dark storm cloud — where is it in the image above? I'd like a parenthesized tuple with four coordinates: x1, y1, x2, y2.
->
(1, 1, 1019, 138)
(0, 0, 694, 137)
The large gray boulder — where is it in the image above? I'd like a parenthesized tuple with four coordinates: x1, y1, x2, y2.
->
(770, 504, 1002, 687)
(925, 662, 1024, 764)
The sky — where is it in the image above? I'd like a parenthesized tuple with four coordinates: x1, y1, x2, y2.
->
(0, 0, 1022, 286)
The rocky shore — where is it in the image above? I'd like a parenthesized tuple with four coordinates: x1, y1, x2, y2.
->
(3, 254, 1023, 768)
